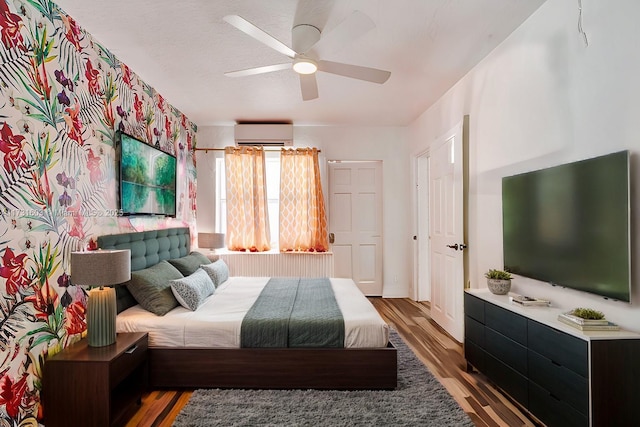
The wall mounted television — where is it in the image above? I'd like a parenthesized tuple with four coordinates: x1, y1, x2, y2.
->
(118, 132, 177, 216)
(502, 150, 631, 302)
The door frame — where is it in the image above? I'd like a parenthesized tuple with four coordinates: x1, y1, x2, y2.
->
(413, 149, 430, 301)
(412, 115, 469, 342)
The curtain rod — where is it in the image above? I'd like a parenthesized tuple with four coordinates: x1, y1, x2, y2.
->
(194, 147, 321, 153)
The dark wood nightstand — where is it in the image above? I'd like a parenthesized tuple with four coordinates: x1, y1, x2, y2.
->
(43, 332, 148, 427)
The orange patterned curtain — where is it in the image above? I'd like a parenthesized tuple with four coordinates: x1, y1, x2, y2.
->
(279, 148, 328, 252)
(224, 146, 271, 252)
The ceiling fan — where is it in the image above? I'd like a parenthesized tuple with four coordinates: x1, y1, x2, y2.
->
(223, 11, 391, 101)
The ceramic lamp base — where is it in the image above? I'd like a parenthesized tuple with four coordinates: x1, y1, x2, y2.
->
(87, 287, 116, 347)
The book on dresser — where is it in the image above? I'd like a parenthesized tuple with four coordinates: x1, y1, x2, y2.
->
(557, 315, 621, 331)
(508, 293, 550, 306)
(558, 311, 609, 325)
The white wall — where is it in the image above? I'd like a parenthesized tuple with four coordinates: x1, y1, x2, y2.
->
(408, 0, 640, 332)
(196, 125, 411, 297)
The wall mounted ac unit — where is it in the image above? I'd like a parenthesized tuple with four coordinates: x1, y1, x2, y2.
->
(235, 124, 293, 147)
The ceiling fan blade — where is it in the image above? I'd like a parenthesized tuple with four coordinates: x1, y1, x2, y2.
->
(310, 10, 375, 55)
(223, 15, 297, 58)
(299, 73, 318, 101)
(317, 60, 391, 84)
(225, 63, 292, 77)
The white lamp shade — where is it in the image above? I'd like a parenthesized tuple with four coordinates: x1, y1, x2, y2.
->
(71, 249, 131, 286)
(198, 233, 225, 249)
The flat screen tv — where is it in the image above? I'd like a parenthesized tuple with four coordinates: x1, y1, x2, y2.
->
(118, 132, 177, 216)
(502, 150, 630, 302)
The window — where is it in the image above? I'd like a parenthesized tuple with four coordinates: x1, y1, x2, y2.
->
(216, 147, 328, 253)
(215, 152, 281, 248)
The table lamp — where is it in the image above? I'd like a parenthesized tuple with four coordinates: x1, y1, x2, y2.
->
(198, 232, 225, 253)
(71, 249, 131, 347)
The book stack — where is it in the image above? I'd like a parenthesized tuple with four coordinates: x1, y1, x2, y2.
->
(508, 294, 550, 307)
(557, 312, 620, 331)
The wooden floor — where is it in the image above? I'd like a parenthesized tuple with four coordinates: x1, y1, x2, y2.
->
(126, 298, 539, 427)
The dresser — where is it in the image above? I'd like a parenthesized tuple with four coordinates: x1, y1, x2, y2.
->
(464, 290, 640, 427)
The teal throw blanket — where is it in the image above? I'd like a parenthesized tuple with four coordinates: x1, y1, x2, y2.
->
(240, 277, 345, 348)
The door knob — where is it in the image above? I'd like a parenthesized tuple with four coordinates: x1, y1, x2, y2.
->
(329, 233, 335, 244)
(446, 243, 467, 251)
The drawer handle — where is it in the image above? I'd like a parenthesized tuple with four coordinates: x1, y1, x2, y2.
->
(549, 393, 561, 402)
(125, 344, 138, 354)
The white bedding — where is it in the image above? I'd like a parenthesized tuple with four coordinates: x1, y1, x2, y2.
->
(117, 277, 390, 348)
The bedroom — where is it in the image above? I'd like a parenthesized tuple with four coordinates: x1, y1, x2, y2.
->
(1, 0, 639, 426)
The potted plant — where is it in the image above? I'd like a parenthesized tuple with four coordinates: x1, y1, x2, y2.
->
(569, 307, 605, 320)
(485, 269, 513, 295)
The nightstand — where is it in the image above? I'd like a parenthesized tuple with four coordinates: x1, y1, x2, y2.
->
(43, 332, 148, 427)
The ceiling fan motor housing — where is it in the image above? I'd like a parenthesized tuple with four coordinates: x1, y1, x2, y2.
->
(292, 24, 321, 53)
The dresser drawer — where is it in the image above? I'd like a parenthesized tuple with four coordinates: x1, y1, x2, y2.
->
(529, 381, 588, 427)
(465, 316, 484, 347)
(485, 327, 527, 375)
(485, 303, 527, 345)
(484, 352, 528, 407)
(464, 340, 486, 372)
(464, 293, 485, 323)
(528, 320, 588, 377)
(528, 349, 588, 416)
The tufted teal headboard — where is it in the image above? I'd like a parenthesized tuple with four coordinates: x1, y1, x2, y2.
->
(97, 227, 191, 312)
(97, 227, 190, 271)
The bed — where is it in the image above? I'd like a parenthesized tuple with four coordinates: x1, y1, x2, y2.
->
(97, 227, 397, 390)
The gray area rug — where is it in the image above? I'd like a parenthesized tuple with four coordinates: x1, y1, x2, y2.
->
(173, 330, 473, 426)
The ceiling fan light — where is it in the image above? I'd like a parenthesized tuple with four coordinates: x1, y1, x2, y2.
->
(293, 58, 318, 75)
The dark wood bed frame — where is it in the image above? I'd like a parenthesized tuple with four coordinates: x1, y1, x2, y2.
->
(150, 344, 397, 389)
(99, 227, 397, 390)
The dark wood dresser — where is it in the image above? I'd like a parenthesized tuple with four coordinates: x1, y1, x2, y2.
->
(465, 290, 640, 427)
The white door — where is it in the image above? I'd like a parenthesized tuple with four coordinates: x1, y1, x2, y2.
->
(415, 153, 430, 301)
(430, 122, 465, 342)
(328, 161, 383, 295)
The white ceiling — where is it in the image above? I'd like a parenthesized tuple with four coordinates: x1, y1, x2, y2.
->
(54, 0, 546, 127)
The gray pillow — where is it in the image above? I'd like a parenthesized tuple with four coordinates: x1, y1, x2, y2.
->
(115, 285, 137, 314)
(201, 259, 229, 287)
(126, 260, 184, 315)
(170, 268, 216, 311)
(167, 251, 211, 276)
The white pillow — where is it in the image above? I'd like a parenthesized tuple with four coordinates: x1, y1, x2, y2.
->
(170, 268, 215, 311)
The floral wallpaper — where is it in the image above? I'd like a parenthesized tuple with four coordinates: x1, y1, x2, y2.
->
(0, 0, 197, 423)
